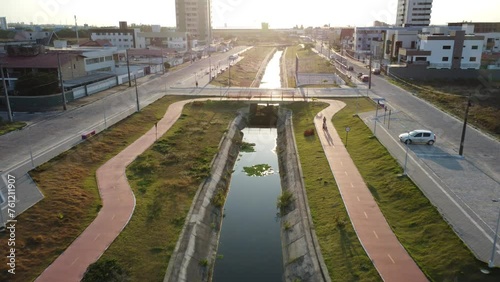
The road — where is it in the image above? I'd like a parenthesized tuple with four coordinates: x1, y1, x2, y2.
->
(1, 43, 500, 266)
(316, 42, 500, 266)
(0, 46, 248, 217)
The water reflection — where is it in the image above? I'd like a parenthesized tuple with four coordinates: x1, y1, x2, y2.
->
(213, 127, 283, 282)
(259, 51, 283, 89)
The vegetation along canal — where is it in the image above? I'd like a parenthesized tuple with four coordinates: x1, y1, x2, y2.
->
(212, 127, 284, 281)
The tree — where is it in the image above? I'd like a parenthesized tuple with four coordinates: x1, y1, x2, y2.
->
(82, 259, 129, 282)
(163, 62, 171, 70)
(16, 72, 59, 96)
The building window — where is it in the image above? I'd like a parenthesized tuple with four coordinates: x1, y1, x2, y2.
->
(471, 45, 478, 49)
(442, 57, 449, 61)
(442, 45, 451, 49)
(470, 57, 476, 62)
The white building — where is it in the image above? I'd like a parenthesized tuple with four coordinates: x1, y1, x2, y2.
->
(384, 25, 463, 61)
(399, 30, 484, 69)
(396, 0, 433, 27)
(0, 17, 7, 30)
(353, 27, 386, 57)
(90, 22, 139, 50)
(136, 31, 189, 51)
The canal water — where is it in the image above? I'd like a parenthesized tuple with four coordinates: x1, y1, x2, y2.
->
(212, 127, 283, 281)
(259, 50, 283, 89)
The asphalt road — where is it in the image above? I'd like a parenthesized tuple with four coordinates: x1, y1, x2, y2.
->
(1, 43, 499, 265)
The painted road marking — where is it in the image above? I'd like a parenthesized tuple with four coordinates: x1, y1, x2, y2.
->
(350, 182, 354, 188)
(388, 254, 396, 264)
(364, 211, 368, 219)
(373, 230, 379, 239)
(340, 161, 344, 166)
(71, 257, 79, 266)
(357, 196, 361, 202)
(345, 171, 348, 176)
(112, 214, 116, 220)
(94, 234, 100, 241)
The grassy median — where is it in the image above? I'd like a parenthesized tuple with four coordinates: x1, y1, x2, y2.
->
(87, 100, 247, 281)
(0, 96, 189, 282)
(286, 101, 382, 281)
(331, 98, 500, 281)
(211, 46, 274, 87)
(0, 119, 26, 136)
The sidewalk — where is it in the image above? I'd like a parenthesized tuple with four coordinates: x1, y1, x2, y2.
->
(35, 99, 192, 282)
(315, 100, 428, 282)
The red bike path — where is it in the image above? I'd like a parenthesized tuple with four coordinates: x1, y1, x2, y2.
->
(36, 98, 427, 282)
(315, 100, 428, 282)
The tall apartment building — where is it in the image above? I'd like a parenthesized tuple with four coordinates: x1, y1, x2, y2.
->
(175, 0, 212, 45)
(0, 17, 7, 30)
(396, 0, 433, 27)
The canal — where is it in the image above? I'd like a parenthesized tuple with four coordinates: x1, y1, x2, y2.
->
(212, 127, 284, 281)
(259, 50, 283, 89)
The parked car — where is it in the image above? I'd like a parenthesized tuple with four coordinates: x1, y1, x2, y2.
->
(360, 74, 370, 82)
(372, 68, 381, 75)
(399, 129, 436, 145)
(347, 65, 354, 71)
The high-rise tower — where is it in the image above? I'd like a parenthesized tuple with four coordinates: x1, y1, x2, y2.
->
(175, 0, 212, 45)
(396, 0, 433, 27)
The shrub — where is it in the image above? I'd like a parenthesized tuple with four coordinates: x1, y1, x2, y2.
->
(277, 190, 294, 214)
(82, 259, 129, 282)
(304, 128, 314, 137)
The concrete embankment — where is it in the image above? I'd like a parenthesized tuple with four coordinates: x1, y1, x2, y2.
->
(163, 114, 246, 282)
(276, 108, 331, 282)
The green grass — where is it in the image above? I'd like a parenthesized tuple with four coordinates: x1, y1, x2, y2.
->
(286, 101, 381, 282)
(211, 46, 274, 87)
(0, 96, 189, 282)
(331, 98, 500, 281)
(0, 120, 26, 135)
(91, 100, 247, 281)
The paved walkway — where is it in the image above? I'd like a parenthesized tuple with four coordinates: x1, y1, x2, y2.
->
(315, 100, 428, 282)
(35, 100, 193, 282)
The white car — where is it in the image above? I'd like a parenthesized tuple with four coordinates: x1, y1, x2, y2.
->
(399, 129, 436, 145)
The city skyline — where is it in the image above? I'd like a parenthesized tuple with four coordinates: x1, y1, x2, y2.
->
(2, 0, 500, 29)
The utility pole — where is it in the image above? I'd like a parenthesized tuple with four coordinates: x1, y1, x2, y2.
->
(368, 53, 372, 89)
(134, 75, 140, 112)
(126, 49, 132, 87)
(161, 49, 165, 75)
(0, 63, 13, 122)
(74, 15, 79, 44)
(57, 53, 67, 111)
(459, 94, 472, 156)
(209, 53, 212, 81)
(228, 59, 231, 87)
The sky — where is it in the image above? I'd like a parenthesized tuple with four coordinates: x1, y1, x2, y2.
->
(2, 0, 500, 29)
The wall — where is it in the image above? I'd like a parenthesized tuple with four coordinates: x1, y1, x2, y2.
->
(276, 108, 330, 282)
(164, 114, 245, 282)
(388, 64, 500, 80)
(0, 91, 75, 112)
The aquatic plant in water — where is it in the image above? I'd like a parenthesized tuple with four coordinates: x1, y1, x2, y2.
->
(243, 164, 274, 176)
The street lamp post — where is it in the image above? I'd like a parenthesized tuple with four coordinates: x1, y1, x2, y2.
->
(0, 63, 13, 122)
(489, 199, 500, 268)
(459, 94, 472, 156)
(403, 130, 410, 176)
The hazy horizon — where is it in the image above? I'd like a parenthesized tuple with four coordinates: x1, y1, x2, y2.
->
(3, 0, 500, 29)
